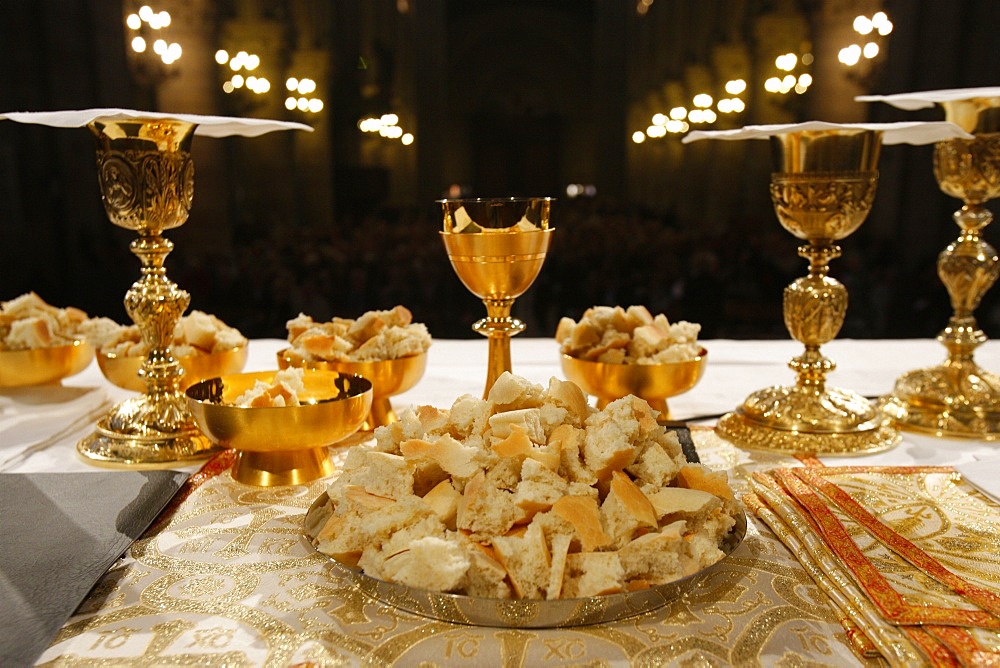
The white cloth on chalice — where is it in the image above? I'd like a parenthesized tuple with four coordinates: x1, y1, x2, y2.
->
(0, 108, 311, 137)
(682, 120, 972, 145)
(856, 86, 1000, 110)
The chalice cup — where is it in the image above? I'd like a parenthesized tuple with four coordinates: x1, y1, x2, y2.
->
(717, 129, 900, 454)
(77, 117, 218, 465)
(439, 197, 554, 398)
(883, 95, 1000, 439)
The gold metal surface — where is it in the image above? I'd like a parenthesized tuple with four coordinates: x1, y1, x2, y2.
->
(559, 350, 707, 418)
(717, 129, 899, 455)
(0, 341, 94, 387)
(98, 345, 249, 393)
(439, 197, 554, 398)
(276, 349, 426, 431)
(186, 370, 372, 486)
(77, 117, 219, 466)
(885, 96, 1000, 440)
(303, 490, 747, 627)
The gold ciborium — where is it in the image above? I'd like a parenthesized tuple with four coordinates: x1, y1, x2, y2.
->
(439, 197, 554, 398)
(560, 350, 707, 418)
(77, 117, 217, 466)
(276, 349, 427, 431)
(186, 370, 372, 486)
(883, 95, 1000, 439)
(716, 129, 900, 454)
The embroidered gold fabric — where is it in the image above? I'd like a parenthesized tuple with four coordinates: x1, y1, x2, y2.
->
(751, 465, 1000, 666)
(39, 432, 872, 666)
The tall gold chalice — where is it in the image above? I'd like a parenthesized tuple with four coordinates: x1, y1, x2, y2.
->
(75, 117, 220, 465)
(869, 91, 1000, 439)
(682, 125, 901, 453)
(0, 110, 309, 465)
(439, 197, 554, 398)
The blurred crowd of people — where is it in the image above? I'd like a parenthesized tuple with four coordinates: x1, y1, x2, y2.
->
(156, 197, 977, 345)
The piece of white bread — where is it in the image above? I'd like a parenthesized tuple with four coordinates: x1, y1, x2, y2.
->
(234, 367, 305, 407)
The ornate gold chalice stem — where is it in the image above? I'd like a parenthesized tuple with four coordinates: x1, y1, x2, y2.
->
(717, 129, 900, 454)
(883, 96, 1000, 439)
(439, 197, 554, 398)
(77, 117, 218, 465)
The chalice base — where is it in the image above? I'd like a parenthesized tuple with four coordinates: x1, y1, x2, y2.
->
(717, 385, 900, 455)
(882, 362, 1000, 441)
(232, 448, 336, 487)
(77, 395, 220, 467)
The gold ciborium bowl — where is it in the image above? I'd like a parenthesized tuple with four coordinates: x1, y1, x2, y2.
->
(0, 341, 94, 387)
(185, 370, 372, 486)
(98, 345, 249, 393)
(560, 349, 707, 418)
(276, 349, 427, 431)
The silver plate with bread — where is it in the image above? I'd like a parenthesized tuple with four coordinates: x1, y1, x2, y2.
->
(303, 492, 746, 628)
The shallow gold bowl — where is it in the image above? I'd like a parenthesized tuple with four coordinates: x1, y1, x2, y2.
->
(277, 349, 426, 431)
(0, 341, 94, 387)
(560, 349, 707, 418)
(185, 369, 372, 486)
(98, 345, 249, 393)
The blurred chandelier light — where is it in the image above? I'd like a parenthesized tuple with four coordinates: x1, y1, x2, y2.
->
(357, 112, 414, 145)
(126, 5, 181, 65)
(217, 49, 270, 95)
(839, 11, 892, 67)
(284, 77, 324, 114)
(633, 80, 746, 143)
(763, 51, 813, 95)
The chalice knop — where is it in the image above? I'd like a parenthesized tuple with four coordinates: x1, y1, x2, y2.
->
(78, 117, 218, 465)
(439, 197, 554, 398)
(717, 129, 900, 454)
(884, 95, 1000, 439)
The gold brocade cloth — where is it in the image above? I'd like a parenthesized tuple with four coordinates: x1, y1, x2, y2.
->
(40, 432, 880, 666)
(749, 465, 1000, 667)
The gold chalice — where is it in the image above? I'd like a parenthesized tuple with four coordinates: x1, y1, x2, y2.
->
(0, 342, 94, 387)
(440, 197, 554, 398)
(716, 129, 900, 454)
(882, 94, 1000, 439)
(98, 343, 249, 393)
(186, 370, 372, 486)
(560, 349, 707, 418)
(276, 349, 427, 431)
(75, 117, 221, 466)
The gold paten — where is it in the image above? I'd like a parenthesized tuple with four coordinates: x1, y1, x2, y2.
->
(559, 349, 707, 418)
(98, 344, 249, 393)
(276, 349, 426, 431)
(439, 197, 554, 398)
(717, 129, 900, 455)
(77, 117, 219, 466)
(0, 341, 94, 387)
(185, 370, 372, 486)
(883, 96, 1000, 440)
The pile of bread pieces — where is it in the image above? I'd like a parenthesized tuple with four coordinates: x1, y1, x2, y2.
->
(307, 371, 739, 600)
(81, 310, 247, 358)
(0, 292, 89, 351)
(556, 305, 701, 364)
(284, 305, 431, 363)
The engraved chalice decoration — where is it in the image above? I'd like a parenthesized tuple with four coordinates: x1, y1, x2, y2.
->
(76, 117, 215, 464)
(439, 197, 554, 398)
(713, 128, 901, 454)
(872, 92, 1000, 439)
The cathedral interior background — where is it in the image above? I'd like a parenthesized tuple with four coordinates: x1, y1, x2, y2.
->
(1, 0, 998, 341)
